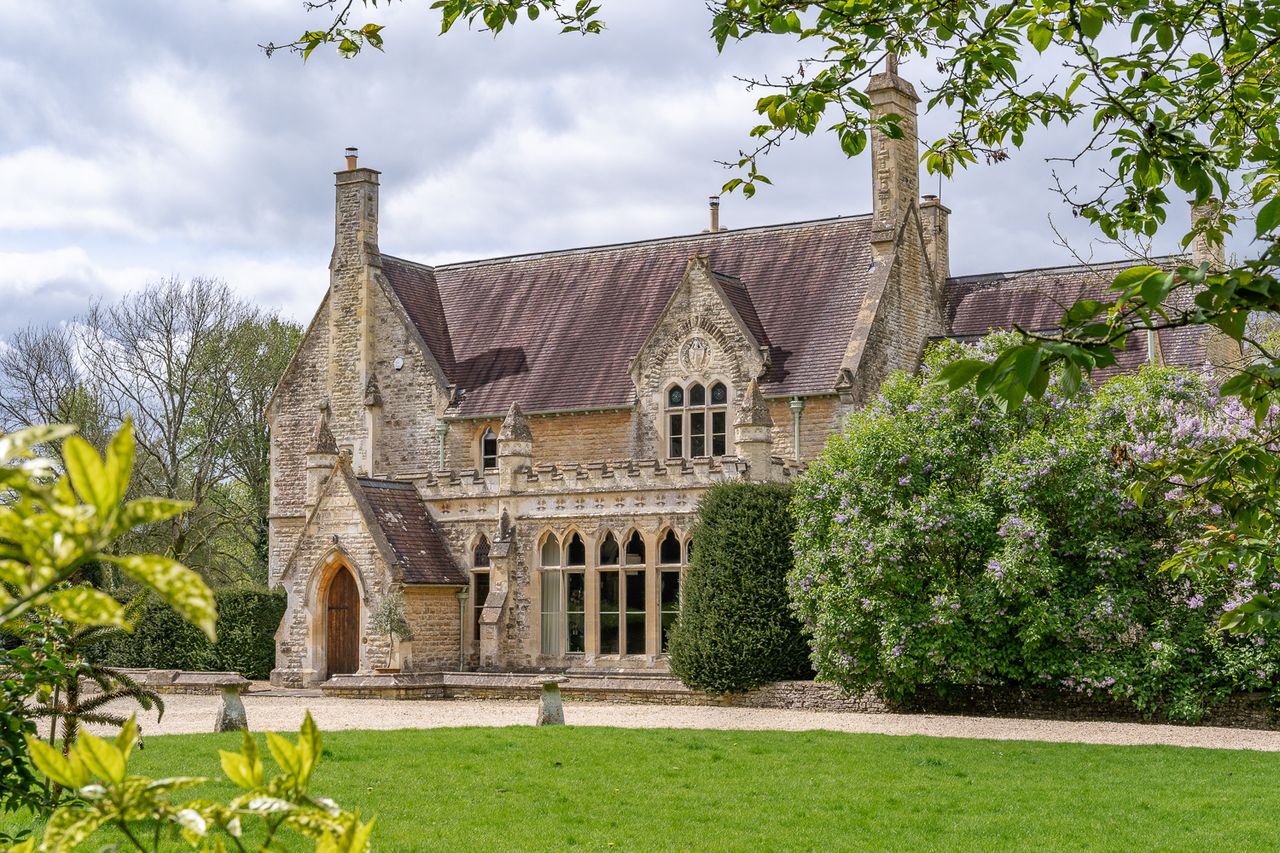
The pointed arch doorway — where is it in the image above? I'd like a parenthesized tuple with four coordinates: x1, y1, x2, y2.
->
(325, 566, 360, 678)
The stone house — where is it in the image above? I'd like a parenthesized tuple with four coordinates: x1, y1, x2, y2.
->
(266, 65, 1230, 687)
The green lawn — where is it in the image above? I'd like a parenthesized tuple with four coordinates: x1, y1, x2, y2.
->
(5, 726, 1279, 850)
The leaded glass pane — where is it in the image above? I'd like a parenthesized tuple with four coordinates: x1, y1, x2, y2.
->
(690, 383, 706, 405)
(625, 570, 646, 655)
(540, 572, 561, 656)
(599, 571, 620, 655)
(711, 382, 727, 404)
(567, 571, 585, 654)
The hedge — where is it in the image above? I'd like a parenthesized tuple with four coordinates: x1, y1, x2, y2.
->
(100, 587, 285, 680)
(668, 481, 813, 693)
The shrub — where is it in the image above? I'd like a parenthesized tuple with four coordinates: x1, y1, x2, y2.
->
(669, 481, 813, 693)
(789, 337, 1280, 721)
(101, 588, 285, 680)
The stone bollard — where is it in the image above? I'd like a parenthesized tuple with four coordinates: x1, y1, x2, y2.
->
(532, 676, 569, 726)
(214, 683, 249, 733)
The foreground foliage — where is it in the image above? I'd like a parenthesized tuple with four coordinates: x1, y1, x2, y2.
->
(13, 713, 372, 853)
(668, 482, 811, 693)
(0, 424, 368, 850)
(7, 726, 1280, 851)
(792, 340, 1279, 721)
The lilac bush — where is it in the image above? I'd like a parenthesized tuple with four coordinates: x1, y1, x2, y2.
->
(790, 337, 1280, 721)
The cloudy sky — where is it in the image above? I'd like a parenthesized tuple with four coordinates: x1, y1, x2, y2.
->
(0, 1, 1227, 337)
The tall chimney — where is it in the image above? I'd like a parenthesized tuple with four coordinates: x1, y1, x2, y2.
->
(1189, 199, 1225, 270)
(329, 149, 382, 474)
(867, 55, 921, 246)
(705, 196, 725, 233)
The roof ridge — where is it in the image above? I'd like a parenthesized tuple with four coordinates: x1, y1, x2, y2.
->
(385, 213, 871, 273)
(948, 254, 1188, 285)
(355, 477, 417, 490)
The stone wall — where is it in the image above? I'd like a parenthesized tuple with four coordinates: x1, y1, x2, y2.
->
(370, 280, 443, 479)
(404, 586, 463, 671)
(308, 673, 1280, 730)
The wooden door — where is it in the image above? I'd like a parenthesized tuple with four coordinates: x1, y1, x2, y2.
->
(326, 568, 359, 677)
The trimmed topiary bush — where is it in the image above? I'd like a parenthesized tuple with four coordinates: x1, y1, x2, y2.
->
(99, 587, 285, 680)
(669, 481, 813, 693)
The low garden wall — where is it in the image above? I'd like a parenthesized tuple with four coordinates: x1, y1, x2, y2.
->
(313, 672, 1280, 730)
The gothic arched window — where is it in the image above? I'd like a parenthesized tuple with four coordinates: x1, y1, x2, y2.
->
(624, 530, 646, 566)
(540, 534, 561, 568)
(480, 428, 498, 470)
(474, 535, 491, 568)
(566, 532, 586, 567)
(599, 531, 620, 566)
(665, 381, 728, 459)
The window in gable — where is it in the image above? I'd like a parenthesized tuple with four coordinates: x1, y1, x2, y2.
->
(664, 380, 729, 460)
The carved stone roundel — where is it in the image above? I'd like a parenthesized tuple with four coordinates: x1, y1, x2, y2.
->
(680, 336, 710, 372)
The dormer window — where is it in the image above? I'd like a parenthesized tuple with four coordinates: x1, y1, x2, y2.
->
(480, 428, 498, 470)
(665, 381, 728, 459)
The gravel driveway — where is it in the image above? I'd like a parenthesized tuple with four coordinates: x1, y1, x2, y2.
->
(89, 692, 1280, 752)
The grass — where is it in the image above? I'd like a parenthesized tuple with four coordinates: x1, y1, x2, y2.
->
(5, 726, 1279, 851)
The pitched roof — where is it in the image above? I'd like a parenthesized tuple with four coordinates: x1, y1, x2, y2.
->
(354, 477, 465, 585)
(943, 257, 1214, 376)
(382, 216, 875, 417)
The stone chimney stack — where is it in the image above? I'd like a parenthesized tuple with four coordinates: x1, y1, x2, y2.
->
(1190, 199, 1226, 270)
(328, 148, 382, 475)
(704, 196, 726, 233)
(733, 379, 774, 477)
(304, 404, 339, 514)
(920, 194, 951, 289)
(497, 403, 533, 492)
(867, 55, 921, 247)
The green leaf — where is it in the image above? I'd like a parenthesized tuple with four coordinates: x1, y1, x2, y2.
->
(107, 554, 217, 641)
(26, 737, 89, 789)
(1256, 195, 1280, 238)
(118, 497, 192, 532)
(103, 420, 134, 509)
(0, 424, 75, 464)
(933, 358, 990, 390)
(221, 750, 257, 790)
(46, 586, 128, 629)
(266, 731, 302, 779)
(77, 731, 126, 784)
(62, 434, 110, 515)
(42, 808, 111, 853)
(298, 711, 321, 786)
(1112, 265, 1161, 294)
(1027, 21, 1053, 52)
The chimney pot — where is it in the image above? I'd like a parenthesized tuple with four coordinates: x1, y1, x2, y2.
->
(344, 147, 359, 171)
(708, 195, 722, 232)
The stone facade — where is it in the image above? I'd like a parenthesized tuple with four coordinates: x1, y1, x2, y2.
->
(266, 66, 1228, 688)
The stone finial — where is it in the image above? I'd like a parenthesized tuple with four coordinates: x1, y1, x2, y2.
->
(363, 375, 383, 408)
(310, 405, 338, 454)
(498, 402, 533, 442)
(734, 379, 773, 428)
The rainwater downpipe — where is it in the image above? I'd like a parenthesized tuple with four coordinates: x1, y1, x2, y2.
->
(789, 396, 805, 463)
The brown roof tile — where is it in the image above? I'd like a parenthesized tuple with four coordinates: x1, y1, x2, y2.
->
(944, 257, 1214, 375)
(355, 478, 465, 585)
(382, 216, 874, 417)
